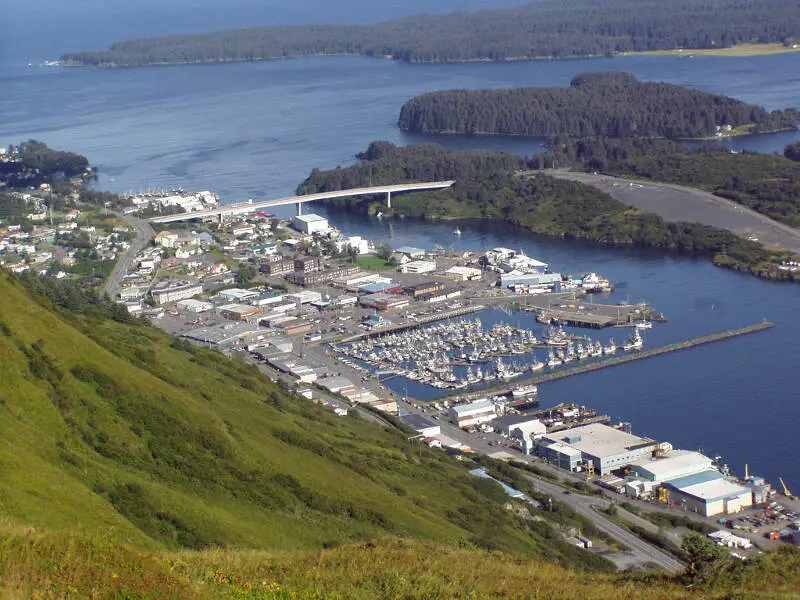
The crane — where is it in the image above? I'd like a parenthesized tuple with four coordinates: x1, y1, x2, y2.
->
(778, 477, 794, 499)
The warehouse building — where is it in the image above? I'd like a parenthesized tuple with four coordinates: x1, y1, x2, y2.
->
(442, 266, 482, 281)
(540, 441, 583, 472)
(500, 271, 561, 289)
(217, 287, 259, 303)
(218, 303, 262, 322)
(293, 213, 329, 235)
(538, 423, 657, 476)
(176, 299, 215, 313)
(404, 281, 445, 298)
(629, 450, 714, 483)
(359, 293, 410, 311)
(285, 290, 323, 305)
(663, 471, 753, 517)
(449, 399, 497, 429)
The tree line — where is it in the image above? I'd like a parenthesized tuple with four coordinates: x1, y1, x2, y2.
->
(62, 0, 800, 67)
(297, 141, 798, 281)
(398, 72, 798, 138)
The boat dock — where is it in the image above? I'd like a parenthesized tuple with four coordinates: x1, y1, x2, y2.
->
(441, 321, 774, 402)
(515, 293, 651, 328)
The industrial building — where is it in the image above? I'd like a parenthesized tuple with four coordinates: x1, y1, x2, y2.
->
(293, 213, 329, 235)
(395, 246, 426, 259)
(449, 399, 497, 429)
(176, 299, 215, 313)
(217, 287, 260, 303)
(500, 271, 561, 289)
(400, 414, 441, 437)
(539, 441, 583, 472)
(629, 450, 713, 483)
(538, 423, 657, 475)
(218, 303, 262, 322)
(493, 414, 546, 454)
(285, 290, 323, 305)
(663, 471, 753, 517)
(442, 266, 482, 281)
(316, 376, 356, 395)
(404, 281, 445, 298)
(359, 293, 410, 311)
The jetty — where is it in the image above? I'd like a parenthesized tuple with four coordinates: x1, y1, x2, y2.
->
(515, 293, 651, 328)
(442, 321, 774, 402)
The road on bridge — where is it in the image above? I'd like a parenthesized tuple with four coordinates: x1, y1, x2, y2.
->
(548, 171, 800, 254)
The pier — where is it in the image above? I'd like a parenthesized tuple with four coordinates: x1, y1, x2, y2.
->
(515, 293, 650, 328)
(442, 321, 774, 403)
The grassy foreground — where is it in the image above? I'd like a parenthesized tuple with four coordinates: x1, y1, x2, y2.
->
(2, 529, 800, 599)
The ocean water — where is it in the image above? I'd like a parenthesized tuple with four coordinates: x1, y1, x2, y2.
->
(2, 1, 800, 487)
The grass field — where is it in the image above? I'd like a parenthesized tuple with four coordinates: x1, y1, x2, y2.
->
(355, 254, 394, 271)
(635, 43, 800, 58)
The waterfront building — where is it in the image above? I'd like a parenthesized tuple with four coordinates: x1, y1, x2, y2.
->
(449, 399, 497, 429)
(663, 471, 754, 516)
(395, 246, 426, 260)
(500, 271, 561, 288)
(359, 293, 409, 311)
(538, 423, 657, 476)
(404, 281, 445, 298)
(293, 213, 329, 235)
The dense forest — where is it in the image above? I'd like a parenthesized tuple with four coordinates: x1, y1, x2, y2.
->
(398, 72, 799, 138)
(0, 140, 93, 188)
(297, 142, 798, 281)
(62, 0, 800, 67)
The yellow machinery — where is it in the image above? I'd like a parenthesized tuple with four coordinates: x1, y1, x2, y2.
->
(658, 487, 669, 503)
(779, 477, 794, 499)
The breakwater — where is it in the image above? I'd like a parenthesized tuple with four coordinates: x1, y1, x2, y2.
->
(443, 321, 774, 403)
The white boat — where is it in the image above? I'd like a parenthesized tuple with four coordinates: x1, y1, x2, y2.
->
(634, 321, 653, 330)
(529, 358, 545, 371)
(623, 330, 644, 351)
(603, 338, 617, 355)
(453, 227, 462, 236)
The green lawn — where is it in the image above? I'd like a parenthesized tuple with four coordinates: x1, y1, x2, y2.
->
(354, 255, 395, 271)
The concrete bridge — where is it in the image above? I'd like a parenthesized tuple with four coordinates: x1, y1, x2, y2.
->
(147, 181, 456, 224)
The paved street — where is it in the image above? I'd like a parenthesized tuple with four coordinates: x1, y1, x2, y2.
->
(549, 170, 800, 254)
(102, 211, 154, 298)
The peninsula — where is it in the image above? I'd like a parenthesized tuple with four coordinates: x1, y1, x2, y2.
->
(61, 0, 799, 67)
(398, 72, 799, 139)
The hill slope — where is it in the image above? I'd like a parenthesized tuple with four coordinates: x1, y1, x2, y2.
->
(0, 271, 610, 567)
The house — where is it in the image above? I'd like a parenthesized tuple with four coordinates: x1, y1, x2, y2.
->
(154, 231, 179, 248)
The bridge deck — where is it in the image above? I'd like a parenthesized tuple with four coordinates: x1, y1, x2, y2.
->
(148, 181, 455, 223)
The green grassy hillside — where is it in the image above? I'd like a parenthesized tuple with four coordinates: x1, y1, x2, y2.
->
(0, 271, 609, 566)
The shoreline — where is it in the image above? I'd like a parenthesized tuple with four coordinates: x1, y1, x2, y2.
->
(60, 43, 800, 69)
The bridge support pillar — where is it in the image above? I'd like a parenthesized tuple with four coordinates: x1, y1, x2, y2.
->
(296, 202, 303, 216)
(217, 212, 223, 226)
(386, 191, 392, 208)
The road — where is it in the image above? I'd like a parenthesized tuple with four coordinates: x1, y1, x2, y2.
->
(102, 211, 154, 299)
(522, 473, 685, 572)
(549, 170, 800, 254)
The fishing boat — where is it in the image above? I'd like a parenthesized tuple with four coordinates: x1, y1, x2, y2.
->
(603, 338, 617, 355)
(623, 329, 644, 351)
(530, 358, 545, 371)
(634, 320, 653, 330)
(453, 227, 462, 236)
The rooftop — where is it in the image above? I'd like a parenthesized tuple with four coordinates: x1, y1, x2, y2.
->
(451, 398, 494, 416)
(294, 213, 327, 223)
(631, 450, 713, 479)
(553, 423, 655, 459)
(399, 413, 439, 432)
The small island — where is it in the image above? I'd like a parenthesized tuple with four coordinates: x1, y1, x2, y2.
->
(398, 72, 798, 139)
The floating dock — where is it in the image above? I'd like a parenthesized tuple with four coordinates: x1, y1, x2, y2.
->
(441, 321, 774, 403)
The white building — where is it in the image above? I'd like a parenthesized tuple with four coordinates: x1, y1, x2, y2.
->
(401, 260, 437, 274)
(293, 214, 329, 235)
(217, 287, 259, 303)
(400, 414, 441, 437)
(176, 299, 215, 313)
(449, 399, 497, 429)
(285, 290, 323, 305)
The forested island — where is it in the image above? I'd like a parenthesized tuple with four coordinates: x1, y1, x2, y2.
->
(62, 0, 799, 67)
(398, 72, 799, 139)
(297, 141, 798, 282)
